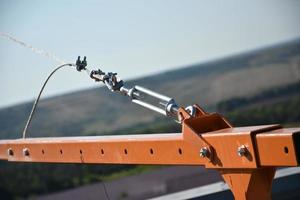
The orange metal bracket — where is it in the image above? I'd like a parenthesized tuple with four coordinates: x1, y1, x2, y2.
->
(0, 105, 299, 200)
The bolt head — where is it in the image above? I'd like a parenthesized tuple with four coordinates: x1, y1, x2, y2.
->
(237, 145, 247, 157)
(200, 147, 209, 158)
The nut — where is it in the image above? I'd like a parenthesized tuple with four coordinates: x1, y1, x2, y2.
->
(237, 145, 247, 157)
(200, 147, 210, 158)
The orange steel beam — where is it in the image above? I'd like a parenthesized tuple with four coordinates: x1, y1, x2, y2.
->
(0, 105, 299, 200)
(0, 126, 299, 167)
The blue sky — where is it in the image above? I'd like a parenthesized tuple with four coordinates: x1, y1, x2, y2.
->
(1, 0, 300, 108)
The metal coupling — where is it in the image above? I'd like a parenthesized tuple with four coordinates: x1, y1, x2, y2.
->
(75, 56, 87, 71)
(127, 87, 136, 99)
(165, 99, 179, 116)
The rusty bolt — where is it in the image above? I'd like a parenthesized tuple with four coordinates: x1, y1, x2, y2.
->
(7, 148, 14, 156)
(23, 148, 30, 157)
(200, 147, 210, 158)
(237, 145, 247, 157)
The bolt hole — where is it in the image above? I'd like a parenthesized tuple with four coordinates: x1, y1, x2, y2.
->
(42, 149, 45, 154)
(150, 148, 154, 155)
(101, 149, 104, 155)
(80, 149, 83, 154)
(124, 149, 128, 155)
(7, 148, 14, 156)
(284, 146, 289, 154)
(60, 149, 63, 154)
(23, 148, 30, 157)
(178, 148, 182, 155)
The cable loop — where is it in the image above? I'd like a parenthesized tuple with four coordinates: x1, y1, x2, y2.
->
(22, 63, 75, 139)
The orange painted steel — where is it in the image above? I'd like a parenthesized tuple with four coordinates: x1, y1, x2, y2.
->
(0, 105, 299, 200)
(220, 167, 276, 200)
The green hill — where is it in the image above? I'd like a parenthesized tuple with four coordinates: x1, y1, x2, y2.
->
(1, 39, 300, 200)
(1, 39, 300, 139)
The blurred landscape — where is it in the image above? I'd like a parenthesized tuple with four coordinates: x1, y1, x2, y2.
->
(0, 39, 300, 199)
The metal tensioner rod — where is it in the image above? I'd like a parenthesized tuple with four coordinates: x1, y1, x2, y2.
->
(74, 56, 194, 120)
(122, 85, 179, 116)
(89, 68, 180, 118)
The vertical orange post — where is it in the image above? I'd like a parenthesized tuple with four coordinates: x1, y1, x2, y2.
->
(220, 168, 276, 200)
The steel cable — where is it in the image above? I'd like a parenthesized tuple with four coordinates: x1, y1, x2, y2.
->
(21, 62, 111, 200)
(22, 63, 75, 138)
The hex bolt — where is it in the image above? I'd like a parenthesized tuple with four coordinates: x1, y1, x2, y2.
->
(7, 148, 14, 156)
(237, 145, 247, 157)
(23, 148, 30, 157)
(200, 147, 210, 158)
